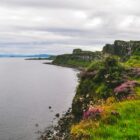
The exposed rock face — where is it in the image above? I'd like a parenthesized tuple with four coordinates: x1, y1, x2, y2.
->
(103, 40, 140, 57)
(72, 49, 102, 61)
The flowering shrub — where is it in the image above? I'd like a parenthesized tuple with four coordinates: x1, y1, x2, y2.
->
(114, 81, 138, 98)
(83, 106, 103, 119)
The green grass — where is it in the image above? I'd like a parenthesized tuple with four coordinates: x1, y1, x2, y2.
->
(71, 100, 140, 140)
(63, 59, 91, 68)
(52, 50, 102, 69)
(125, 55, 140, 67)
(69, 48, 140, 140)
(52, 55, 92, 68)
(135, 87, 140, 97)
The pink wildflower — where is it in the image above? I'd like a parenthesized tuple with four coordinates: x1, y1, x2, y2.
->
(114, 80, 138, 96)
(83, 106, 103, 119)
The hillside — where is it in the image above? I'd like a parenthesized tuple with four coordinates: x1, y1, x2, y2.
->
(52, 49, 102, 69)
(41, 41, 140, 140)
(52, 40, 140, 69)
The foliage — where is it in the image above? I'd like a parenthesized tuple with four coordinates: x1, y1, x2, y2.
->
(83, 106, 103, 120)
(114, 81, 138, 99)
(70, 52, 140, 139)
(133, 47, 140, 55)
(135, 87, 140, 97)
(72, 57, 125, 120)
(41, 41, 140, 140)
(52, 49, 102, 69)
(71, 100, 140, 140)
(125, 55, 140, 67)
(52, 54, 91, 68)
(87, 61, 104, 72)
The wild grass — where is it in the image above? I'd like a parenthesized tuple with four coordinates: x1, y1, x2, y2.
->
(71, 100, 140, 140)
(71, 56, 140, 140)
(125, 55, 140, 67)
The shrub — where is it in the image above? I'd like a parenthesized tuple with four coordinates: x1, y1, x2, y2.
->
(125, 55, 140, 67)
(83, 106, 103, 120)
(114, 81, 138, 99)
(72, 57, 129, 120)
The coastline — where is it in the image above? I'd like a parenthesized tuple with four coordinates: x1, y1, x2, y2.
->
(39, 43, 140, 140)
(38, 61, 81, 140)
(43, 62, 84, 71)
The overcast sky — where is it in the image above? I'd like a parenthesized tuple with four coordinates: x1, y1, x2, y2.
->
(0, 0, 140, 54)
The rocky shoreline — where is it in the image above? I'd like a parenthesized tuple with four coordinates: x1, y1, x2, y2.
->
(39, 108, 74, 140)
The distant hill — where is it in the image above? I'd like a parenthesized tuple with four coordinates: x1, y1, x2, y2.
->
(0, 54, 51, 58)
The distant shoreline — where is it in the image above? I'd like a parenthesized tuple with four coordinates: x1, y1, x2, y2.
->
(44, 61, 83, 71)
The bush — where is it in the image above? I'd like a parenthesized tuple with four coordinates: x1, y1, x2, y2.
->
(83, 106, 103, 120)
(114, 81, 138, 99)
(72, 57, 127, 119)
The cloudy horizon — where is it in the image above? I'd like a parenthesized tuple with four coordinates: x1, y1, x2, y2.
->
(0, 0, 140, 54)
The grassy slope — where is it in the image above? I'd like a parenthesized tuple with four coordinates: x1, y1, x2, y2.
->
(52, 51, 102, 69)
(54, 59, 91, 68)
(52, 55, 91, 68)
(125, 55, 140, 67)
(71, 100, 140, 140)
(70, 56, 140, 140)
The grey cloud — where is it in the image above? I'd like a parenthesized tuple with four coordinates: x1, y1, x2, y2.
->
(0, 0, 89, 9)
(0, 0, 140, 54)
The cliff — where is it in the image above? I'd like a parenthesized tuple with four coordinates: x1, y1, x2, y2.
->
(52, 40, 140, 69)
(103, 40, 140, 59)
(70, 55, 140, 139)
(52, 49, 102, 69)
(41, 41, 140, 140)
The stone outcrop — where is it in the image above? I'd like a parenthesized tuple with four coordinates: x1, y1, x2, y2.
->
(103, 40, 140, 57)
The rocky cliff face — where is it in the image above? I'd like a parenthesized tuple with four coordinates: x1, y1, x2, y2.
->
(103, 40, 140, 57)
(72, 49, 102, 61)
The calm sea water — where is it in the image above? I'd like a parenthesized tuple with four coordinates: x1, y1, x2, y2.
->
(0, 58, 78, 140)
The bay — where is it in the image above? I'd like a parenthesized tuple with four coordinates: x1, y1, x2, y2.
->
(0, 58, 78, 140)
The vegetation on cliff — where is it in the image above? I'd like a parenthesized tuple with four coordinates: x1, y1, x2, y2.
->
(41, 40, 140, 140)
(52, 49, 102, 69)
(125, 55, 140, 67)
(71, 100, 140, 140)
(72, 57, 126, 120)
(70, 42, 140, 140)
(52, 40, 140, 69)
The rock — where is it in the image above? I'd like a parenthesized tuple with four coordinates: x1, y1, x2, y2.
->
(55, 113, 60, 118)
(103, 40, 140, 59)
(49, 106, 52, 109)
(35, 123, 39, 127)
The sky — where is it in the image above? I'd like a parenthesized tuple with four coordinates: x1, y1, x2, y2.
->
(0, 0, 140, 54)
